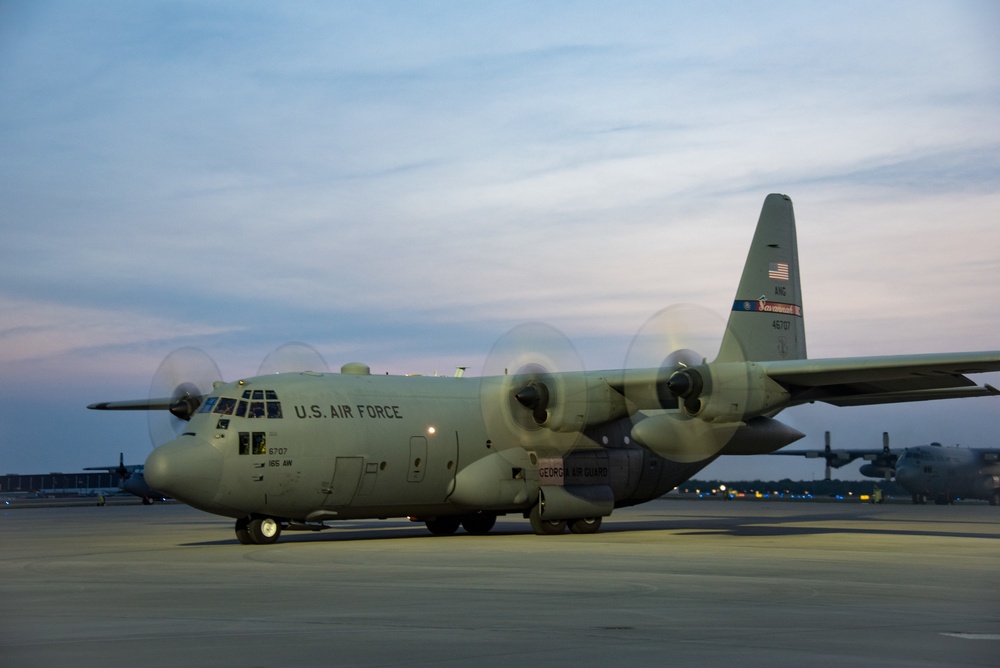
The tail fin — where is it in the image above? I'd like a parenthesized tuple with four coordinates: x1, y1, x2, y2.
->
(717, 194, 807, 363)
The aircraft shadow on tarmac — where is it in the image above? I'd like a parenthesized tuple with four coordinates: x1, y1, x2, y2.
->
(179, 509, 999, 546)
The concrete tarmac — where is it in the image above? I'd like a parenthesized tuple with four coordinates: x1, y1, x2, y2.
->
(2, 499, 998, 667)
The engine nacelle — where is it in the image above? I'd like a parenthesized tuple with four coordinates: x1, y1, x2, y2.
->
(859, 464, 895, 479)
(519, 374, 629, 433)
(670, 362, 790, 423)
(974, 475, 1000, 500)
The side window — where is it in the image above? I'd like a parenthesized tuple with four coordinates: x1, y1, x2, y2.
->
(252, 432, 266, 455)
(239, 432, 250, 455)
(198, 397, 218, 414)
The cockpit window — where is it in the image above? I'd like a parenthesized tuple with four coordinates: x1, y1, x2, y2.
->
(202, 391, 282, 419)
(213, 398, 238, 415)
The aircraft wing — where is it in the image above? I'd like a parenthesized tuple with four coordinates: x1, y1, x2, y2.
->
(770, 447, 896, 466)
(87, 397, 176, 411)
(88, 394, 205, 420)
(760, 352, 1000, 407)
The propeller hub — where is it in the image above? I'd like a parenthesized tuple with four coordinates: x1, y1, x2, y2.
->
(667, 368, 705, 415)
(667, 368, 702, 399)
(514, 381, 548, 411)
(515, 381, 551, 425)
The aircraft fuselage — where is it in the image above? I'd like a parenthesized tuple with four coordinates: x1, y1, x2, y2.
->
(143, 369, 705, 528)
(895, 445, 1000, 504)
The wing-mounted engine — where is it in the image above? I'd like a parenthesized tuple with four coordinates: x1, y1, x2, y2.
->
(512, 371, 628, 433)
(480, 323, 627, 452)
(618, 305, 801, 462)
(666, 361, 790, 423)
(859, 432, 897, 480)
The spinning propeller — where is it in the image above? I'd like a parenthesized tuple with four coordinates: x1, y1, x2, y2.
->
(147, 347, 223, 446)
(479, 322, 601, 452)
(258, 342, 330, 375)
(621, 304, 748, 462)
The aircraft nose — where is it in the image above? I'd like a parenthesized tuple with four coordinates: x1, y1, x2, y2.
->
(144, 435, 223, 508)
(895, 465, 916, 488)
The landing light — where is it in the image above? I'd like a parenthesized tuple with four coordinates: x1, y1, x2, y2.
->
(427, 426, 436, 435)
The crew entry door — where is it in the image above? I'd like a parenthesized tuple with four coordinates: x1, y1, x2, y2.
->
(406, 434, 457, 502)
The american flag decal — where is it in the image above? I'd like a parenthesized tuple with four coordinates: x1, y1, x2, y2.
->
(768, 262, 789, 281)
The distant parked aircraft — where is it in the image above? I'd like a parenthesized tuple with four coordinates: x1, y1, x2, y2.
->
(773, 432, 1000, 505)
(85, 453, 167, 504)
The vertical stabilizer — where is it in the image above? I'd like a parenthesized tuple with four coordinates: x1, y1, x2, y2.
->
(717, 194, 806, 363)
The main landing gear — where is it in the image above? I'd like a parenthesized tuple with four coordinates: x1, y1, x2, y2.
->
(235, 516, 282, 545)
(528, 504, 602, 535)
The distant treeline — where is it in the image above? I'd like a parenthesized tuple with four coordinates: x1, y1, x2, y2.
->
(679, 478, 906, 498)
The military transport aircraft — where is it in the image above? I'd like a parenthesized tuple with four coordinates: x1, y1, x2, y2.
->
(770, 431, 897, 481)
(84, 453, 167, 504)
(88, 194, 1000, 544)
(775, 432, 1000, 505)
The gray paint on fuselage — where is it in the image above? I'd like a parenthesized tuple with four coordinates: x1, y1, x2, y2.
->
(895, 445, 1000, 501)
(168, 371, 707, 523)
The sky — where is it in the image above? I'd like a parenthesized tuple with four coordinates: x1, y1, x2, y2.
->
(1, 1, 998, 482)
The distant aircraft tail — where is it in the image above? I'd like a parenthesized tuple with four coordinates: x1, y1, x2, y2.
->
(716, 194, 807, 363)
